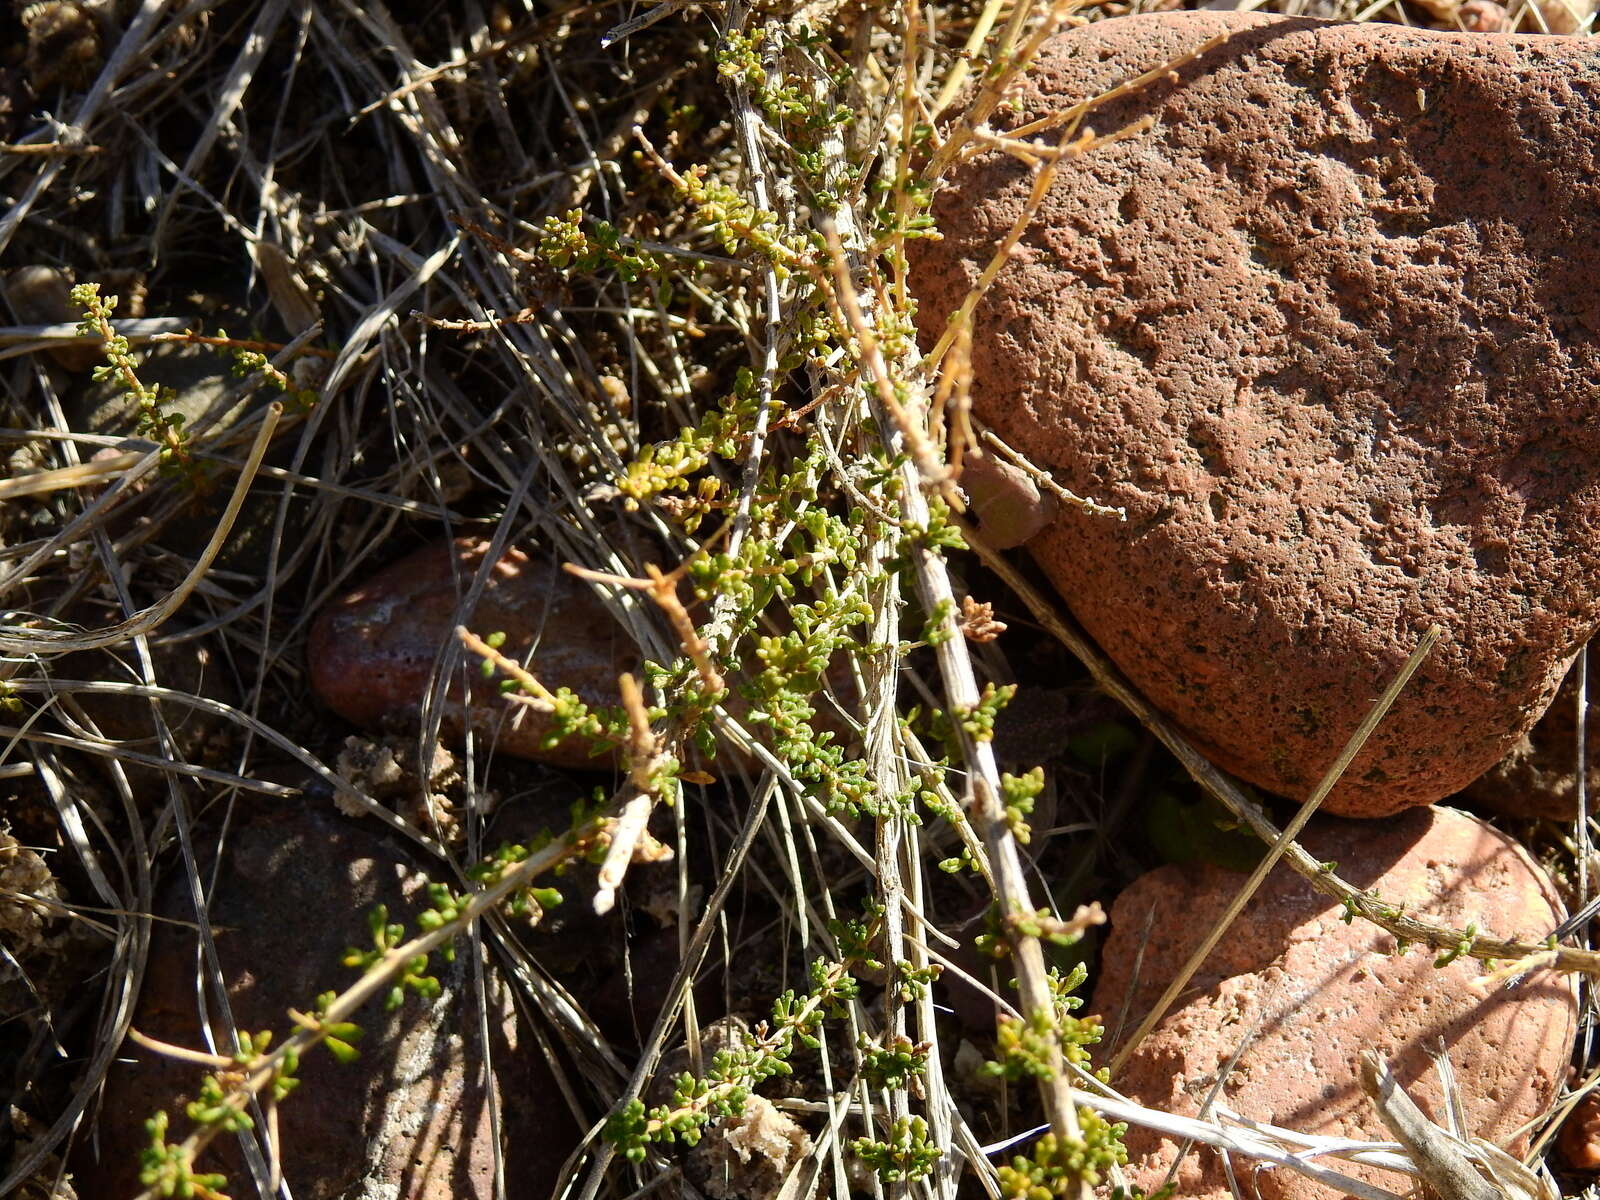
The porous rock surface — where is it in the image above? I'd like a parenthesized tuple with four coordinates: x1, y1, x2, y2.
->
(73, 799, 578, 1199)
(911, 12, 1600, 815)
(1090, 806, 1575, 1200)
(310, 538, 635, 769)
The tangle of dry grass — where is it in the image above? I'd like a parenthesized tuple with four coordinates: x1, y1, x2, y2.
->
(0, 1, 1595, 1199)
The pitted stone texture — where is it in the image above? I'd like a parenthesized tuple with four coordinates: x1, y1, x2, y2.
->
(911, 12, 1600, 815)
(309, 538, 635, 769)
(1090, 807, 1574, 1200)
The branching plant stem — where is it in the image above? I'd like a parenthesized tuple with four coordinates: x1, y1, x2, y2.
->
(819, 226, 1093, 1196)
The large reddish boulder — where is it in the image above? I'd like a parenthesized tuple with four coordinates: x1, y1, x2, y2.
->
(1090, 807, 1575, 1200)
(911, 12, 1600, 815)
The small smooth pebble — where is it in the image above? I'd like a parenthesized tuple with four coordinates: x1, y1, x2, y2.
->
(309, 538, 634, 769)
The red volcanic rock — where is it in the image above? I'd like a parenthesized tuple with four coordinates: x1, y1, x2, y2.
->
(309, 539, 635, 769)
(1090, 807, 1574, 1200)
(911, 12, 1600, 816)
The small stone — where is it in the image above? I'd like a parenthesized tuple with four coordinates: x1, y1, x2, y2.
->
(1459, 0, 1511, 30)
(1557, 1092, 1600, 1170)
(1090, 807, 1575, 1200)
(959, 452, 1057, 550)
(309, 538, 636, 769)
(1462, 654, 1598, 820)
(1535, 0, 1596, 32)
(312, 539, 859, 772)
(71, 799, 578, 1199)
(912, 13, 1600, 816)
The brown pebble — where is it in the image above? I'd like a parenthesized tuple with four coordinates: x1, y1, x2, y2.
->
(309, 538, 635, 770)
(911, 13, 1600, 816)
(959, 451, 1057, 549)
(1558, 1092, 1600, 1171)
(1459, 0, 1511, 30)
(1534, 0, 1595, 32)
(311, 538, 861, 772)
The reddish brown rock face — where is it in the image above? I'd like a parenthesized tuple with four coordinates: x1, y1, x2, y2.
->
(309, 538, 634, 769)
(1090, 807, 1575, 1200)
(911, 12, 1600, 816)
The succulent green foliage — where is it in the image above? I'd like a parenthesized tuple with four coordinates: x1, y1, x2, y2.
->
(859, 1034, 929, 1090)
(341, 903, 442, 1011)
(228, 343, 317, 409)
(139, 1112, 231, 1199)
(1001, 767, 1045, 843)
(538, 210, 662, 282)
(996, 1120, 1130, 1198)
(308, 990, 365, 1063)
(71, 283, 210, 489)
(894, 960, 943, 1001)
(1433, 921, 1478, 968)
(851, 1115, 942, 1182)
(984, 965, 1107, 1081)
(828, 902, 886, 972)
(955, 681, 1016, 743)
(183, 1077, 251, 1134)
(602, 960, 859, 1163)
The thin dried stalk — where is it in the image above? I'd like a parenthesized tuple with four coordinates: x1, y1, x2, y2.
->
(1110, 625, 1441, 1072)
